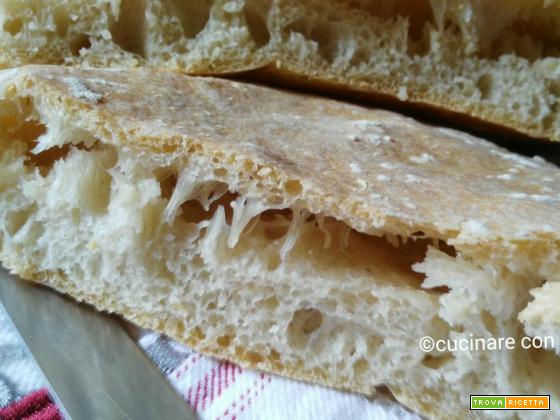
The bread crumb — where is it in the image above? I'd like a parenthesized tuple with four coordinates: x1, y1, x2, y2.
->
(397, 86, 408, 101)
(508, 192, 559, 203)
(410, 153, 435, 164)
(349, 120, 393, 146)
(349, 162, 362, 174)
(508, 192, 527, 199)
(402, 198, 416, 209)
(496, 173, 513, 180)
(380, 162, 396, 170)
(63, 77, 103, 103)
(529, 194, 559, 203)
(461, 220, 490, 237)
(352, 120, 381, 131)
(223, 1, 243, 13)
(348, 133, 390, 146)
(355, 179, 368, 191)
(437, 127, 475, 145)
(490, 149, 541, 169)
(257, 167, 272, 176)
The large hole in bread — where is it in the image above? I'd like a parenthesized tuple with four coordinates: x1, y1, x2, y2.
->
(69, 34, 92, 57)
(53, 6, 71, 37)
(243, 0, 272, 48)
(110, 0, 147, 57)
(3, 18, 23, 36)
(1, 95, 455, 296)
(287, 308, 324, 349)
(163, 0, 213, 40)
(347, 0, 435, 56)
(282, 0, 560, 64)
(484, 17, 560, 61)
(156, 167, 454, 295)
(14, 95, 560, 396)
(0, 95, 456, 380)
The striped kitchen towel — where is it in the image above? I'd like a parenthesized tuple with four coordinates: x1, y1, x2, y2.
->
(0, 304, 61, 420)
(0, 388, 61, 420)
(138, 331, 420, 420)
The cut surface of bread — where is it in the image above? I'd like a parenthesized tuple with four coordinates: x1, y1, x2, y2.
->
(1, 65, 560, 419)
(519, 282, 560, 356)
(2, 0, 560, 141)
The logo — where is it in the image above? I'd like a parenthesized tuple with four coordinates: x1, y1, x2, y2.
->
(470, 395, 550, 410)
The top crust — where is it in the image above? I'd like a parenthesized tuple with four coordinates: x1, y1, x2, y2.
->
(4, 0, 560, 141)
(2, 65, 560, 249)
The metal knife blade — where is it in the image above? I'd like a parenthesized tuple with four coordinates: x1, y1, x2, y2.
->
(0, 268, 196, 420)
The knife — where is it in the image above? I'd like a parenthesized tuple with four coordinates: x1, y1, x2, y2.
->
(0, 268, 196, 420)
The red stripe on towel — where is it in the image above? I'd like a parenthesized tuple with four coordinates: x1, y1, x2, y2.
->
(175, 354, 201, 379)
(0, 388, 62, 420)
(186, 360, 243, 412)
(217, 373, 272, 420)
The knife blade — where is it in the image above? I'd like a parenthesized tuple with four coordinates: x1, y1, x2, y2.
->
(0, 268, 196, 420)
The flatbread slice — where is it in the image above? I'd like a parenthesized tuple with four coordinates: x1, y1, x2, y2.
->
(1, 0, 560, 141)
(1, 65, 560, 418)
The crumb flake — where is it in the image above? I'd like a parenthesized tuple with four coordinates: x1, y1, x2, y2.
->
(63, 77, 103, 103)
(397, 86, 408, 101)
(497, 174, 513, 180)
(349, 120, 391, 146)
(461, 220, 490, 237)
(490, 149, 541, 169)
(355, 179, 368, 191)
(437, 127, 476, 145)
(223, 0, 243, 13)
(257, 167, 272, 176)
(380, 162, 396, 170)
(352, 120, 381, 131)
(508, 192, 560, 203)
(410, 153, 435, 164)
(349, 162, 362, 174)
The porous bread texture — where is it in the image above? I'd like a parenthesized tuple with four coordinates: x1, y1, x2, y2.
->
(0, 91, 450, 415)
(2, 0, 560, 141)
(1, 66, 560, 419)
(519, 282, 560, 355)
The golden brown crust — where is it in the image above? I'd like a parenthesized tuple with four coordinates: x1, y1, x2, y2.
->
(3, 0, 560, 142)
(1, 66, 560, 419)
(244, 64, 546, 144)
(4, 65, 560, 252)
(0, 248, 464, 420)
(3, 249, 468, 420)
(8, 263, 372, 396)
(282, 61, 548, 140)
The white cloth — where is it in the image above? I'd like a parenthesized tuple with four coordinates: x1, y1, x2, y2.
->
(0, 303, 48, 408)
(138, 331, 419, 420)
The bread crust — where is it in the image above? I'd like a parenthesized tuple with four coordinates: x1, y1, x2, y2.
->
(2, 261, 460, 419)
(3, 0, 560, 141)
(4, 65, 560, 248)
(1, 66, 560, 419)
(245, 64, 546, 144)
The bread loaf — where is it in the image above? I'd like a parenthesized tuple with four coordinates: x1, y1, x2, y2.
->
(1, 65, 560, 418)
(1, 1, 560, 141)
